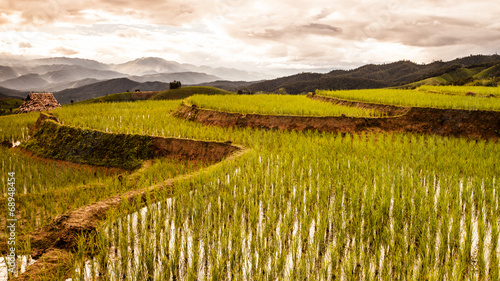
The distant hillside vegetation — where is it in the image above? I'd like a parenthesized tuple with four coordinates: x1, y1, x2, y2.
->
(240, 54, 500, 94)
(0, 86, 25, 98)
(0, 97, 23, 115)
(194, 80, 259, 91)
(404, 60, 500, 88)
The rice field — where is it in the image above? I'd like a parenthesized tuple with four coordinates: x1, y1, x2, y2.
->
(2, 96, 499, 280)
(187, 94, 383, 117)
(317, 88, 500, 111)
(418, 85, 500, 97)
(70, 129, 500, 280)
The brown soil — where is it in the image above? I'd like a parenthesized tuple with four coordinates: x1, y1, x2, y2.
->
(151, 136, 241, 162)
(174, 97, 500, 140)
(14, 249, 73, 281)
(130, 91, 158, 99)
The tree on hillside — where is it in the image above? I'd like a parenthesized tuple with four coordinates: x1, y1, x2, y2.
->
(170, 80, 182, 89)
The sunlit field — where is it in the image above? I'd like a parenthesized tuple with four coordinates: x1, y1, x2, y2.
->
(317, 88, 500, 111)
(2, 94, 499, 280)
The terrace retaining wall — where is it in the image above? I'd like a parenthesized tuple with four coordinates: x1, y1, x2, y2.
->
(174, 101, 500, 140)
(23, 113, 241, 169)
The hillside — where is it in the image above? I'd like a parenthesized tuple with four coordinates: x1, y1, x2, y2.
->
(240, 55, 500, 94)
(0, 57, 269, 96)
(0, 97, 23, 115)
(195, 80, 259, 91)
(74, 86, 234, 104)
(0, 86, 25, 98)
(54, 78, 170, 104)
(403, 61, 500, 88)
(150, 86, 234, 100)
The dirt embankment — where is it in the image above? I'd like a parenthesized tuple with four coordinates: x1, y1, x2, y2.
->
(174, 100, 500, 140)
(23, 113, 241, 169)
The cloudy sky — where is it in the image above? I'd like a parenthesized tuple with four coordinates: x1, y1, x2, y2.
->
(1, 0, 499, 74)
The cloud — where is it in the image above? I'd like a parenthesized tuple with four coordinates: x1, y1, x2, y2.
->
(18, 41, 32, 48)
(51, 47, 78, 55)
(0, 0, 499, 71)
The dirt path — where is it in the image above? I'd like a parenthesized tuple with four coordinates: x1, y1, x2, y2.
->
(174, 97, 500, 140)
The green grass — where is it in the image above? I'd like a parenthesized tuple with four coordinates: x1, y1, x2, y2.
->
(187, 94, 383, 116)
(317, 88, 500, 110)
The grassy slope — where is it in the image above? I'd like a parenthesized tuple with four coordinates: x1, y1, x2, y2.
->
(74, 92, 149, 104)
(0, 97, 23, 114)
(74, 86, 233, 104)
(150, 86, 234, 100)
(474, 64, 500, 79)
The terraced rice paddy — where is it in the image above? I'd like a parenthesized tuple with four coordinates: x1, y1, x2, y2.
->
(187, 94, 383, 117)
(317, 89, 500, 111)
(1, 87, 499, 280)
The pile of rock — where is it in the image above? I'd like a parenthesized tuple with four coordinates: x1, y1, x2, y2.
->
(18, 93, 61, 113)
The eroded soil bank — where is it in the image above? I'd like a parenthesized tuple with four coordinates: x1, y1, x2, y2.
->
(23, 113, 241, 169)
(174, 100, 500, 140)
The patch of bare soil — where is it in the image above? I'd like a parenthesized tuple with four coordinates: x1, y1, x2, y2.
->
(130, 91, 158, 99)
(174, 98, 500, 140)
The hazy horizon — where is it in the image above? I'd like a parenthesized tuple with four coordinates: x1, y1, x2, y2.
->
(1, 0, 500, 75)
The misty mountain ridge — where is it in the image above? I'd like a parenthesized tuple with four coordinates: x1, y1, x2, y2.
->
(2, 54, 500, 105)
(0, 56, 269, 93)
(53, 77, 171, 104)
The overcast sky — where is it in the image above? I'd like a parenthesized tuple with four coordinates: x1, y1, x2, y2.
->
(1, 0, 499, 74)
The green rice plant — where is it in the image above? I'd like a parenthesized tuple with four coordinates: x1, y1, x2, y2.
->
(70, 124, 500, 280)
(0, 111, 38, 142)
(317, 88, 500, 110)
(418, 85, 500, 97)
(188, 94, 382, 117)
(4, 98, 497, 280)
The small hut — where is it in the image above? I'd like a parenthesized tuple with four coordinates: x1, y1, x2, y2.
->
(18, 93, 62, 113)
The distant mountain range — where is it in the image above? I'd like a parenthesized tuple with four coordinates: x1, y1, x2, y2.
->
(0, 57, 269, 93)
(53, 78, 171, 104)
(1, 54, 499, 104)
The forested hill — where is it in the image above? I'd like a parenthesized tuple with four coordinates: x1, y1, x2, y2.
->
(239, 54, 500, 94)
